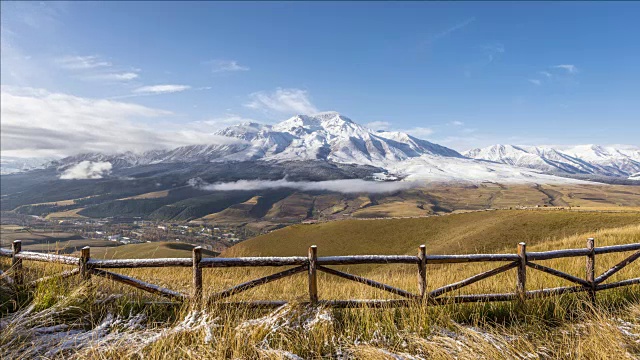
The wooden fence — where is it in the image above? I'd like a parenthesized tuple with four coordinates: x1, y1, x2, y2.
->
(1, 239, 639, 308)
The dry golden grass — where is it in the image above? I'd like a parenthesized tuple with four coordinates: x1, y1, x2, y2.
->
(543, 183, 640, 208)
(86, 241, 219, 259)
(16, 195, 99, 209)
(228, 209, 640, 257)
(44, 207, 87, 219)
(199, 196, 262, 222)
(1, 222, 639, 359)
(352, 201, 431, 218)
(118, 190, 170, 200)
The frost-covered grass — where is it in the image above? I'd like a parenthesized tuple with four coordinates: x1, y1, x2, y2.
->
(1, 225, 639, 359)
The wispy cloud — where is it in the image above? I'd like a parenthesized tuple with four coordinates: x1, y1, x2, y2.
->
(1, 86, 242, 158)
(3, 1, 67, 30)
(553, 64, 579, 74)
(56, 54, 141, 83)
(366, 121, 435, 140)
(366, 121, 392, 131)
(481, 43, 505, 63)
(1, 26, 46, 86)
(133, 84, 191, 94)
(87, 72, 139, 81)
(245, 88, 319, 115)
(193, 114, 262, 132)
(193, 178, 418, 194)
(57, 55, 112, 70)
(209, 59, 250, 73)
(402, 127, 434, 138)
(464, 42, 505, 77)
(449, 121, 464, 127)
(423, 17, 476, 46)
(525, 65, 578, 87)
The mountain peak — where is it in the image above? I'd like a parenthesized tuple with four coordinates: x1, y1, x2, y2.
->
(308, 111, 353, 123)
(272, 111, 358, 134)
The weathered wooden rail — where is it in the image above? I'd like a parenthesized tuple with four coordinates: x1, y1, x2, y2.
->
(1, 239, 639, 308)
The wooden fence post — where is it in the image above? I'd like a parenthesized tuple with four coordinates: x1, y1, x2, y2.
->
(308, 245, 318, 305)
(586, 237, 596, 305)
(192, 246, 203, 305)
(517, 242, 526, 300)
(12, 240, 23, 286)
(80, 246, 91, 281)
(418, 245, 427, 300)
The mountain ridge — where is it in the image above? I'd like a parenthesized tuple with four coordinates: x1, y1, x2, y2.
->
(464, 144, 640, 179)
(3, 112, 638, 183)
(51, 111, 463, 169)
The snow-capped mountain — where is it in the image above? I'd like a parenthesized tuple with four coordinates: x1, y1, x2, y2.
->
(30, 112, 631, 184)
(53, 112, 463, 169)
(0, 156, 56, 175)
(464, 144, 640, 177)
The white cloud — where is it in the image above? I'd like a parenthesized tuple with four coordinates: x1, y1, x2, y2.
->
(90, 72, 139, 81)
(245, 88, 319, 115)
(450, 121, 464, 126)
(196, 115, 262, 131)
(403, 127, 434, 138)
(528, 79, 542, 86)
(56, 54, 142, 83)
(366, 121, 392, 131)
(210, 59, 249, 73)
(553, 64, 578, 74)
(1, 86, 244, 157)
(60, 161, 112, 180)
(133, 84, 191, 94)
(539, 71, 552, 78)
(194, 178, 418, 194)
(1, 27, 48, 86)
(57, 55, 112, 70)
(436, 135, 484, 152)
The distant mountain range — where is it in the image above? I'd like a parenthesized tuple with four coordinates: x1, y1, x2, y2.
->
(464, 144, 640, 179)
(0, 156, 56, 175)
(2, 111, 638, 183)
(2, 112, 638, 223)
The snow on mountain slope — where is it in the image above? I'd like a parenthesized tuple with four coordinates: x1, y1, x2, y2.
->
(42, 112, 603, 184)
(0, 156, 56, 175)
(464, 144, 640, 177)
(386, 155, 584, 184)
(211, 112, 464, 165)
(53, 112, 463, 169)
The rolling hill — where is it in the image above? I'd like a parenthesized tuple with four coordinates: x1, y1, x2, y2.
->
(84, 241, 219, 259)
(225, 209, 640, 257)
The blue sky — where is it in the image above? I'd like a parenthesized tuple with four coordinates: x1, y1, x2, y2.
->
(1, 1, 639, 157)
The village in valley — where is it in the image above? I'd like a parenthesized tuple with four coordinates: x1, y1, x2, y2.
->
(0, 211, 252, 254)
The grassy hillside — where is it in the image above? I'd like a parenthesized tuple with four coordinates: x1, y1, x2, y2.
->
(85, 241, 219, 259)
(1, 231, 84, 248)
(226, 209, 640, 257)
(2, 223, 639, 359)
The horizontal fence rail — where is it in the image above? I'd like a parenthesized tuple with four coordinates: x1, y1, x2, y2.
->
(1, 239, 639, 308)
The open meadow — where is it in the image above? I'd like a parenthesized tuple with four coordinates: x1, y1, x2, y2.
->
(1, 210, 639, 359)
